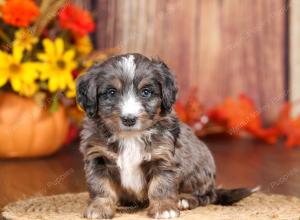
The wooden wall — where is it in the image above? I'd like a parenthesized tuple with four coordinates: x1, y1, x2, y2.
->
(92, 0, 288, 121)
(290, 0, 300, 116)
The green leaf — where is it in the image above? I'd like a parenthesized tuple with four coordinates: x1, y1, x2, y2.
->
(34, 92, 46, 108)
(50, 94, 59, 113)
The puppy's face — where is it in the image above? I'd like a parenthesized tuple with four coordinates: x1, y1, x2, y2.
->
(76, 53, 177, 134)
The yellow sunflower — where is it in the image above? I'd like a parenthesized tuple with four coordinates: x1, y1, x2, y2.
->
(37, 38, 77, 92)
(19, 81, 38, 97)
(0, 44, 39, 96)
(13, 29, 38, 52)
(66, 80, 76, 98)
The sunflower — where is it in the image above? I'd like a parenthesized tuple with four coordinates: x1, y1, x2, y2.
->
(19, 81, 38, 97)
(0, 45, 39, 96)
(37, 38, 77, 92)
(13, 29, 38, 52)
(66, 80, 76, 98)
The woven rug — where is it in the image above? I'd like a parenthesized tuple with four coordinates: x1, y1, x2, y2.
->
(2, 192, 300, 220)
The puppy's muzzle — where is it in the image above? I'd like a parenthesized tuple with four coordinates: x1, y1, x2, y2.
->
(121, 115, 137, 127)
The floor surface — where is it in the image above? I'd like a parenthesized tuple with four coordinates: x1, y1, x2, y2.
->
(0, 136, 299, 209)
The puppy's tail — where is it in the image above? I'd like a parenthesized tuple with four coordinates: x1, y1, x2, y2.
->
(214, 186, 260, 205)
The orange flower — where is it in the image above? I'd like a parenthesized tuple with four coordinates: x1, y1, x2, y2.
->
(59, 4, 95, 36)
(1, 0, 39, 27)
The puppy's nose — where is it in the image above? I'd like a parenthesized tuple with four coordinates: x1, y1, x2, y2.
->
(121, 115, 137, 127)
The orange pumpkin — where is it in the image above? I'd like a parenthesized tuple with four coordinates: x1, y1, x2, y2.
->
(0, 93, 69, 158)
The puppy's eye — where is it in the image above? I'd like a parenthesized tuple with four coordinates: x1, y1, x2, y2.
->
(106, 88, 117, 97)
(140, 88, 153, 98)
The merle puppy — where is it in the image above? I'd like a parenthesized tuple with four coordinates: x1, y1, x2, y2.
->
(76, 53, 256, 219)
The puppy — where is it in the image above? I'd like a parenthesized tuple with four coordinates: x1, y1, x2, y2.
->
(76, 53, 256, 219)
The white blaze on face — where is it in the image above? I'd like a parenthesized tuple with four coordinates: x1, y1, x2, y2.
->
(121, 90, 143, 117)
(119, 55, 136, 79)
(118, 55, 143, 126)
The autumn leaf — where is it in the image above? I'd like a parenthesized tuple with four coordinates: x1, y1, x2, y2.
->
(208, 94, 278, 144)
(208, 94, 256, 133)
(274, 102, 300, 148)
(175, 88, 204, 124)
(175, 89, 209, 134)
(175, 101, 188, 123)
(185, 88, 204, 124)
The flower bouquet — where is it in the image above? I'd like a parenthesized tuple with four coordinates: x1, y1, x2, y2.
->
(0, 0, 112, 158)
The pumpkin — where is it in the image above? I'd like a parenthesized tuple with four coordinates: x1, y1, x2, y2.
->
(0, 93, 69, 158)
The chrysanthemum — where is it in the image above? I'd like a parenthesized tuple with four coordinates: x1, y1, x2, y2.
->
(59, 4, 95, 36)
(0, 45, 39, 96)
(13, 29, 38, 51)
(37, 38, 77, 92)
(1, 0, 39, 27)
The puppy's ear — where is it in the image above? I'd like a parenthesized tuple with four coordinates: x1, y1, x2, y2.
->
(154, 59, 178, 115)
(76, 73, 98, 118)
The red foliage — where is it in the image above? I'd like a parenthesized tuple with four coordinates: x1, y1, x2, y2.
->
(185, 89, 204, 124)
(273, 103, 300, 148)
(175, 90, 209, 134)
(174, 102, 188, 123)
(64, 123, 79, 145)
(208, 94, 278, 144)
(59, 4, 95, 36)
(72, 69, 80, 79)
(175, 89, 204, 124)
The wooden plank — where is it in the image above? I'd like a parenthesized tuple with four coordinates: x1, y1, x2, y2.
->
(95, 0, 286, 121)
(290, 0, 300, 116)
(72, 0, 91, 8)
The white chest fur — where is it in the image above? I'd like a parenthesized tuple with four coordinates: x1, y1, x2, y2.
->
(117, 136, 147, 194)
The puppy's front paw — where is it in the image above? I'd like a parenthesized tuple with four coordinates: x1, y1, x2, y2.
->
(177, 199, 190, 210)
(84, 197, 115, 219)
(147, 200, 180, 219)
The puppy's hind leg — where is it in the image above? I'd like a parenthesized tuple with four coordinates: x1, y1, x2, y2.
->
(178, 172, 217, 209)
(196, 190, 217, 206)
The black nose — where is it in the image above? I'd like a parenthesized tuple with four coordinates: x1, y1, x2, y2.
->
(121, 116, 137, 127)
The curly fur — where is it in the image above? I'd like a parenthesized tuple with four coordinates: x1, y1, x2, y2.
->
(76, 53, 255, 219)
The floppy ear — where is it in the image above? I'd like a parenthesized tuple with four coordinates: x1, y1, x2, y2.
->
(154, 60, 178, 115)
(76, 73, 98, 118)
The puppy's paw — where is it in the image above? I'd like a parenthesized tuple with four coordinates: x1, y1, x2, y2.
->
(177, 199, 189, 210)
(84, 197, 115, 219)
(147, 201, 179, 219)
(154, 209, 179, 219)
(177, 195, 199, 210)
